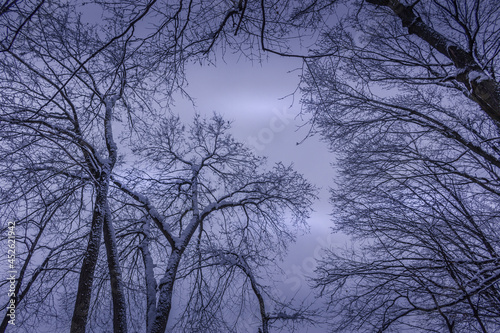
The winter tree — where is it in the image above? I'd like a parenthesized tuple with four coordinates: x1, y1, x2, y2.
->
(9, 0, 498, 332)
(301, 0, 500, 332)
(0, 2, 322, 331)
(111, 113, 317, 333)
(0, 1, 153, 331)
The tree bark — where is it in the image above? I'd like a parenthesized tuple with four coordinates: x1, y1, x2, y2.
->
(140, 221, 157, 333)
(103, 203, 128, 333)
(71, 96, 123, 333)
(149, 248, 184, 333)
(366, 0, 500, 124)
(70, 184, 107, 333)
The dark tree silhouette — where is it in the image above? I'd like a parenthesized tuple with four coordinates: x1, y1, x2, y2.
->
(302, 0, 500, 331)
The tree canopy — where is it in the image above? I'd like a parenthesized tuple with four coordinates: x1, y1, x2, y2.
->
(1, 0, 499, 332)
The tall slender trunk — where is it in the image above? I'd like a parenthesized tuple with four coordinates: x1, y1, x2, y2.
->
(238, 256, 269, 333)
(140, 220, 157, 333)
(103, 202, 128, 333)
(149, 165, 202, 333)
(71, 183, 107, 333)
(149, 248, 184, 333)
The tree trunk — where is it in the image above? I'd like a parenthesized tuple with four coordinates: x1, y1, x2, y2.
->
(70, 184, 107, 333)
(140, 221, 157, 333)
(149, 248, 184, 333)
(366, 0, 500, 124)
(103, 203, 129, 333)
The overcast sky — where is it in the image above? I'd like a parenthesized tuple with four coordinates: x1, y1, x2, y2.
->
(176, 51, 338, 235)
(174, 51, 345, 332)
(82, 5, 340, 329)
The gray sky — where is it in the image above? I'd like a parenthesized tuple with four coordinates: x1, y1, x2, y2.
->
(82, 2, 341, 328)
(175, 52, 344, 332)
(176, 51, 337, 235)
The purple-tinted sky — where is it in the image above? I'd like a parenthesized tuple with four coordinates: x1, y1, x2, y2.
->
(175, 52, 344, 332)
(80, 1, 341, 327)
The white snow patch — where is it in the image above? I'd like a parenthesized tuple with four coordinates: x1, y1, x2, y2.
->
(468, 70, 489, 84)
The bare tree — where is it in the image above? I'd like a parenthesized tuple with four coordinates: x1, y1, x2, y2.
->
(364, 0, 500, 124)
(0, 135, 90, 332)
(301, 0, 500, 332)
(190, 249, 318, 333)
(0, 0, 46, 52)
(0, 1, 363, 332)
(0, 2, 147, 331)
(112, 113, 317, 333)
